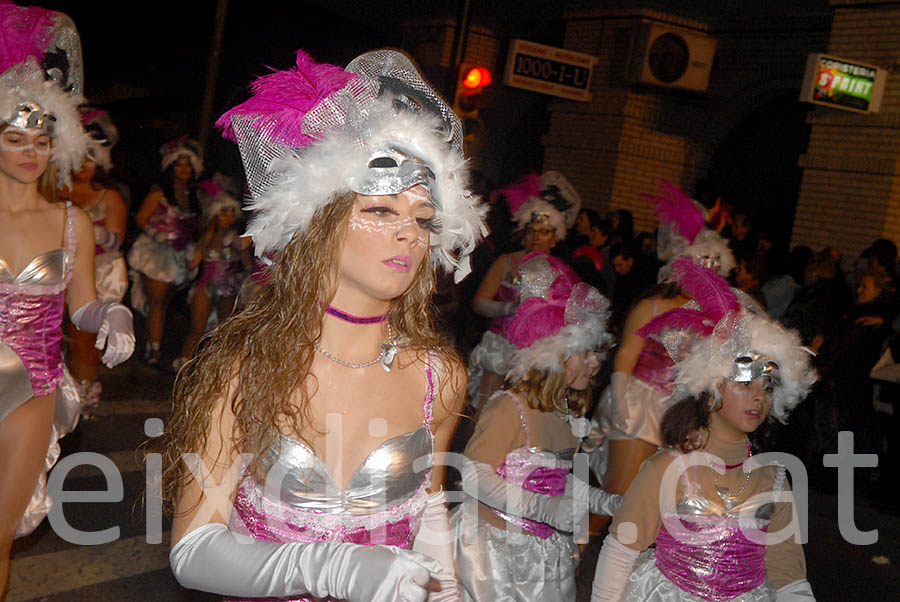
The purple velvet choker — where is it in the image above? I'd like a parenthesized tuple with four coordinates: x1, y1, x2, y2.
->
(325, 305, 388, 324)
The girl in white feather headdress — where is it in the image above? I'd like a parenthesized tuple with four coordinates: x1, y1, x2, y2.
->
(0, 3, 134, 589)
(591, 259, 817, 602)
(159, 49, 486, 602)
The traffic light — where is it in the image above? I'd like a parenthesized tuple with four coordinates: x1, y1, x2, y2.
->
(453, 65, 492, 142)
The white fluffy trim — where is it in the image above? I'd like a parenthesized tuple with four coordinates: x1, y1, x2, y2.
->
(511, 197, 567, 240)
(245, 97, 486, 276)
(0, 58, 88, 189)
(506, 319, 614, 383)
(672, 310, 817, 421)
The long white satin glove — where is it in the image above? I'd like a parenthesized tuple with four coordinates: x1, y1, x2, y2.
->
(590, 534, 640, 602)
(565, 473, 623, 517)
(411, 490, 461, 602)
(70, 300, 135, 367)
(776, 579, 816, 601)
(460, 460, 575, 531)
(92, 224, 122, 252)
(170, 522, 443, 601)
(472, 297, 517, 318)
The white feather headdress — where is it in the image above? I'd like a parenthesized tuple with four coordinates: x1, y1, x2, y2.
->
(217, 48, 486, 281)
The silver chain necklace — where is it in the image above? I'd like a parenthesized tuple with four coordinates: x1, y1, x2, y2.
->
(315, 323, 395, 370)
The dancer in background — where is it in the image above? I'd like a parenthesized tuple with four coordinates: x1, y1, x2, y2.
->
(591, 259, 817, 602)
(467, 171, 580, 410)
(589, 181, 737, 502)
(160, 49, 485, 602)
(1, 4, 134, 592)
(128, 136, 202, 366)
(62, 107, 127, 405)
(173, 174, 250, 371)
(453, 251, 622, 602)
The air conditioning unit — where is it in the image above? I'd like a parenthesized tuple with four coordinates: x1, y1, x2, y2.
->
(627, 23, 717, 92)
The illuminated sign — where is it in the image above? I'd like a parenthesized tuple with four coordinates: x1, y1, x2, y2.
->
(799, 53, 886, 114)
(503, 39, 597, 101)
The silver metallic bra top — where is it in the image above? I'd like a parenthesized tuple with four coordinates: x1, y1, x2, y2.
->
(0, 248, 68, 286)
(259, 425, 433, 515)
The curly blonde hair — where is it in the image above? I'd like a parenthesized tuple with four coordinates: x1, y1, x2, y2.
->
(157, 192, 459, 515)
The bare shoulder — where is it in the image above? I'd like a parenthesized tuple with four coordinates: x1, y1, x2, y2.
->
(428, 348, 467, 422)
(68, 204, 93, 234)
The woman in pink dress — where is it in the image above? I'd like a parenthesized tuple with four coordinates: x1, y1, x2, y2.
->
(0, 4, 134, 592)
(158, 49, 485, 601)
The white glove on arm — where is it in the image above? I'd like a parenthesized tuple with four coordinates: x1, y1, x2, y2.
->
(412, 490, 461, 602)
(93, 224, 122, 252)
(566, 473, 623, 516)
(460, 459, 575, 532)
(70, 300, 135, 367)
(776, 579, 816, 601)
(590, 533, 640, 602)
(170, 522, 443, 601)
(472, 297, 517, 318)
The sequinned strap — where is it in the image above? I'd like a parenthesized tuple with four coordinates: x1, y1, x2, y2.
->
(502, 390, 531, 448)
(772, 464, 786, 493)
(423, 351, 435, 431)
(64, 202, 76, 274)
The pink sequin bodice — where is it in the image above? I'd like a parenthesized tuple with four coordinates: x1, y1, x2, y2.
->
(490, 391, 571, 539)
(0, 207, 74, 396)
(145, 198, 196, 251)
(655, 515, 768, 601)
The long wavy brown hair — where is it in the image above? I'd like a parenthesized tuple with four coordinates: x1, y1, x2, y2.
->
(509, 367, 593, 417)
(157, 192, 460, 516)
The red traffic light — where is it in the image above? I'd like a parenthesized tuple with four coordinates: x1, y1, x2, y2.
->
(461, 66, 492, 90)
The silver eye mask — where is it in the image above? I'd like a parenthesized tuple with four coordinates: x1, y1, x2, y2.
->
(729, 354, 780, 386)
(350, 147, 437, 204)
(4, 103, 57, 136)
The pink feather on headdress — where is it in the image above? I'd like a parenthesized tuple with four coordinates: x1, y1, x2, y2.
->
(0, 2, 56, 72)
(499, 173, 542, 215)
(636, 256, 740, 343)
(640, 179, 705, 244)
(215, 50, 358, 147)
(670, 256, 739, 323)
(79, 108, 108, 125)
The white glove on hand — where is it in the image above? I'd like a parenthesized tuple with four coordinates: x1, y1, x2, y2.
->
(460, 459, 575, 532)
(70, 300, 135, 367)
(590, 534, 640, 602)
(170, 522, 442, 601)
(472, 297, 517, 318)
(565, 472, 624, 517)
(412, 490, 461, 602)
(776, 579, 816, 601)
(93, 224, 122, 252)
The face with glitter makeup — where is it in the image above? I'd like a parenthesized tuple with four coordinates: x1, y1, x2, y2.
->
(0, 126, 52, 185)
(339, 184, 436, 301)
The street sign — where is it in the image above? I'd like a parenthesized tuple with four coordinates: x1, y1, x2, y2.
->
(799, 53, 886, 114)
(503, 39, 597, 101)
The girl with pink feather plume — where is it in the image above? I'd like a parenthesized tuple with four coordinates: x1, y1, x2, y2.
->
(158, 49, 486, 602)
(587, 181, 741, 531)
(172, 174, 251, 372)
(467, 171, 581, 410)
(591, 258, 817, 602)
(452, 251, 622, 602)
(1, 3, 134, 593)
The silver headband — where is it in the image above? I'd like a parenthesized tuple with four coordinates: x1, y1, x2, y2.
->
(728, 354, 781, 386)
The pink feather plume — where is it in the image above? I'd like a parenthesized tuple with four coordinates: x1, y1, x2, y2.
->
(640, 179, 705, 244)
(198, 179, 223, 198)
(499, 173, 542, 215)
(636, 307, 712, 340)
(670, 256, 739, 323)
(216, 50, 358, 147)
(0, 2, 57, 72)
